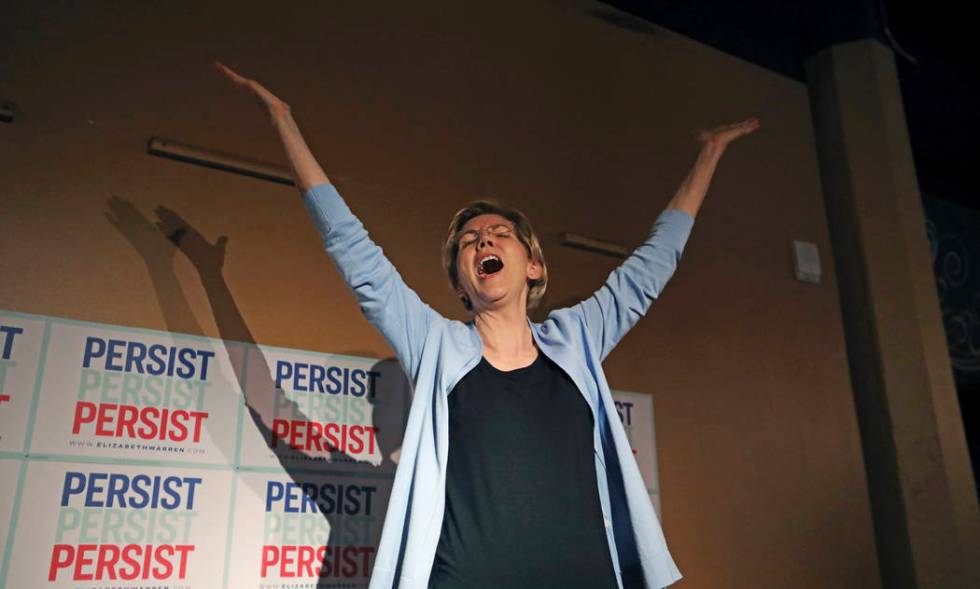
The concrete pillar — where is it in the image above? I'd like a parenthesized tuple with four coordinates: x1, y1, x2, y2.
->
(805, 39, 980, 588)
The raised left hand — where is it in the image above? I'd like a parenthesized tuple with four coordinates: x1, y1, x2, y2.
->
(698, 117, 760, 147)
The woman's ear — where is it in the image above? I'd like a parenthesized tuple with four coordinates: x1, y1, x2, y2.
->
(526, 260, 543, 280)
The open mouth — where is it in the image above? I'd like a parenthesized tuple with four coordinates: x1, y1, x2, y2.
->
(477, 254, 504, 277)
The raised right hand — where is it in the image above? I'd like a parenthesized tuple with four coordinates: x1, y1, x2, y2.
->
(215, 62, 290, 119)
(213, 61, 329, 191)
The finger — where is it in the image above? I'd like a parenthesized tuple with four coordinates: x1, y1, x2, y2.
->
(215, 61, 238, 80)
(215, 62, 250, 87)
(247, 79, 276, 101)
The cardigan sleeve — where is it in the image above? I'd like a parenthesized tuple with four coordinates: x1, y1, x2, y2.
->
(570, 208, 695, 361)
(303, 182, 441, 376)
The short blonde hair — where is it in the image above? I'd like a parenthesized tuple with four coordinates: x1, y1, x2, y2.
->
(442, 200, 548, 311)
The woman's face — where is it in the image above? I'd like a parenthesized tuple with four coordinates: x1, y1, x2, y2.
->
(454, 213, 542, 314)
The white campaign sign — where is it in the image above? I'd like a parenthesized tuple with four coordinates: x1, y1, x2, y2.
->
(5, 460, 231, 588)
(0, 315, 46, 453)
(0, 459, 20, 569)
(611, 390, 663, 518)
(29, 322, 242, 465)
(226, 470, 392, 589)
(237, 345, 410, 476)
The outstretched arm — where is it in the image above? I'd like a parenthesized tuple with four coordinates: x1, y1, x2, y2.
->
(214, 62, 441, 377)
(575, 118, 759, 360)
(216, 62, 329, 193)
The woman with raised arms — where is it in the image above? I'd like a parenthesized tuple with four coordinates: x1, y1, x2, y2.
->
(217, 62, 758, 589)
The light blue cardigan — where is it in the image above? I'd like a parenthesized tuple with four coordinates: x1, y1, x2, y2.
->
(303, 183, 694, 589)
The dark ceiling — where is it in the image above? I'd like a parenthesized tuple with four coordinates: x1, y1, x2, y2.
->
(600, 0, 975, 209)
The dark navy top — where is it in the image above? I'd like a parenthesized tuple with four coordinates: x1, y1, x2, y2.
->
(428, 353, 617, 589)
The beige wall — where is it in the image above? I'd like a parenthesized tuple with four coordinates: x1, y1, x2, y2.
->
(0, 1, 880, 586)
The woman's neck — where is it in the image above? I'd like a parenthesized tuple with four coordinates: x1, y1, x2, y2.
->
(474, 305, 538, 370)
